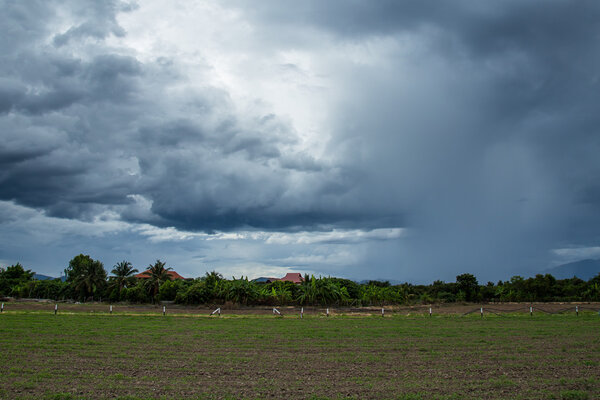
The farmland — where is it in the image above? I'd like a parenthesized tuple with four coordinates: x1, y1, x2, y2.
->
(1, 308, 599, 400)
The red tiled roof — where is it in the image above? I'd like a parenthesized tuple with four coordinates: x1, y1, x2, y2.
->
(279, 273, 304, 284)
(134, 270, 185, 280)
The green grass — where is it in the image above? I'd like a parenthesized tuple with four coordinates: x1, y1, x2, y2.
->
(0, 313, 599, 399)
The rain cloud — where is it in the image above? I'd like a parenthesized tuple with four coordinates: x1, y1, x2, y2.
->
(2, 0, 600, 282)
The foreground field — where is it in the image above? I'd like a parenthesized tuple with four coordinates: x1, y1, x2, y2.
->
(1, 312, 599, 399)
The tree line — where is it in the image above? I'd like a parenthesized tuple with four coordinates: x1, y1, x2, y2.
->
(1, 254, 599, 305)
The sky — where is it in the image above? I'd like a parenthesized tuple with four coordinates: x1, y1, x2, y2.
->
(2, 0, 600, 283)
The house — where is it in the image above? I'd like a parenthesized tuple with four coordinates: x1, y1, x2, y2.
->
(134, 270, 185, 280)
(278, 273, 304, 284)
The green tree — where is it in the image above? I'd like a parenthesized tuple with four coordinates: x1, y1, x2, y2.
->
(65, 254, 107, 301)
(361, 284, 386, 306)
(109, 260, 138, 299)
(316, 277, 348, 306)
(0, 263, 34, 296)
(145, 260, 172, 303)
(201, 271, 225, 302)
(456, 273, 479, 302)
(124, 280, 151, 303)
(202, 271, 224, 287)
(296, 274, 318, 305)
(225, 277, 258, 305)
(15, 279, 69, 301)
(175, 280, 210, 305)
(158, 279, 186, 302)
(330, 277, 361, 301)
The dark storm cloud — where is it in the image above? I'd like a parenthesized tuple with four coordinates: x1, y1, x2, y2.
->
(0, 0, 367, 232)
(231, 0, 600, 277)
(2, 0, 600, 279)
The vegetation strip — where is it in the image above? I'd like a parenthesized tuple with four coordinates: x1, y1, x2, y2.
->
(2, 255, 600, 307)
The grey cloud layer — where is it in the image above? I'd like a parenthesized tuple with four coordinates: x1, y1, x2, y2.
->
(2, 0, 600, 278)
(233, 0, 600, 274)
(0, 0, 374, 233)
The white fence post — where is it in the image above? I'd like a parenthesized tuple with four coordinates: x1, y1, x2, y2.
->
(530, 306, 533, 317)
(1, 302, 3, 313)
(54, 304, 58, 315)
(326, 308, 329, 317)
(110, 305, 113, 314)
(381, 307, 384, 317)
(429, 307, 432, 317)
(480, 307, 483, 318)
(576, 306, 579, 317)
(163, 305, 166, 316)
(301, 307, 303, 319)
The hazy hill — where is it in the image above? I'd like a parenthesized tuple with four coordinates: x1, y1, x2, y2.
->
(33, 273, 56, 281)
(544, 259, 600, 280)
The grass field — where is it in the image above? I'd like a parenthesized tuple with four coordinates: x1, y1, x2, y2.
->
(1, 310, 599, 399)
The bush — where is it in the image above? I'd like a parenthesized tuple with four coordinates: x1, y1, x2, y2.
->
(175, 281, 211, 305)
(158, 280, 185, 301)
(124, 282, 150, 303)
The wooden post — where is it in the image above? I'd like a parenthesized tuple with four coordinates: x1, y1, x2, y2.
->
(576, 306, 578, 317)
(1, 302, 3, 313)
(54, 304, 58, 315)
(301, 307, 303, 319)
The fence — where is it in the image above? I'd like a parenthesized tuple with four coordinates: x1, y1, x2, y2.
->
(0, 302, 599, 317)
(461, 305, 600, 317)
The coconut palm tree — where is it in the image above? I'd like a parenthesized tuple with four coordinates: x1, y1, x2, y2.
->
(109, 260, 138, 297)
(72, 258, 107, 302)
(296, 274, 318, 305)
(202, 270, 225, 302)
(145, 259, 172, 303)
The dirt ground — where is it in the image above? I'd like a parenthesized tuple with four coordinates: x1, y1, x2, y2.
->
(2, 299, 598, 316)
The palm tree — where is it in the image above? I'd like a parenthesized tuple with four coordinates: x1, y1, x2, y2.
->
(202, 271, 223, 287)
(316, 277, 348, 306)
(109, 261, 138, 297)
(145, 260, 172, 303)
(202, 270, 224, 302)
(296, 274, 318, 305)
(73, 259, 107, 301)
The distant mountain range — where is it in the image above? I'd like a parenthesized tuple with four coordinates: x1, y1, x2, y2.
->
(544, 259, 600, 280)
(33, 273, 66, 281)
(358, 279, 404, 285)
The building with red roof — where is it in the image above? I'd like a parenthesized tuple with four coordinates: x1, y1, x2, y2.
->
(278, 272, 304, 284)
(134, 270, 185, 280)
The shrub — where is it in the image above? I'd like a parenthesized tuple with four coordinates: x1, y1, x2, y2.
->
(125, 282, 150, 303)
(175, 281, 211, 305)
